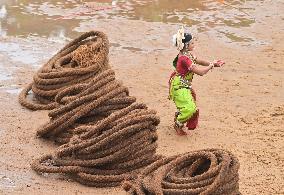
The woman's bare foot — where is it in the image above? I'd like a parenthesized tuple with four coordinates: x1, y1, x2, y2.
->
(174, 124, 187, 136)
(174, 113, 187, 136)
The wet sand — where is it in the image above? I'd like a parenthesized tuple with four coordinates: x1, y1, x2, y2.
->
(0, 0, 283, 194)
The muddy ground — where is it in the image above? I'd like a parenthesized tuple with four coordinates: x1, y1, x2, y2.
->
(0, 0, 283, 194)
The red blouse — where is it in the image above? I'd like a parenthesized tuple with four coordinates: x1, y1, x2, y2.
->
(176, 55, 193, 77)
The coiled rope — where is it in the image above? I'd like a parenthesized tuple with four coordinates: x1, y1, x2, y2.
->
(32, 102, 162, 187)
(19, 31, 110, 110)
(36, 69, 138, 143)
(123, 149, 240, 195)
(20, 31, 240, 193)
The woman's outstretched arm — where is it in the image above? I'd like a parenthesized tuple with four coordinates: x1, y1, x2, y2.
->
(196, 58, 211, 66)
(191, 58, 225, 76)
(191, 63, 214, 76)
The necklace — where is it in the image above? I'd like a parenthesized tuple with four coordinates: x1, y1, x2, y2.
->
(181, 51, 197, 65)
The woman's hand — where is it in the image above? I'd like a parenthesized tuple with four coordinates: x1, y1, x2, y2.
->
(213, 60, 225, 67)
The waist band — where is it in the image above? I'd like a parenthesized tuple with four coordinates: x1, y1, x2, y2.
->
(178, 86, 191, 90)
(179, 75, 192, 88)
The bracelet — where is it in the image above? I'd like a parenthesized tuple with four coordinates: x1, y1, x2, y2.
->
(209, 62, 214, 69)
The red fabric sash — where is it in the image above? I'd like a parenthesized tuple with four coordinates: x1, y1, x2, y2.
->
(186, 109, 199, 130)
(186, 88, 199, 130)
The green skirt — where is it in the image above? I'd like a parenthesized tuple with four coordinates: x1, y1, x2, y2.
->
(169, 75, 197, 123)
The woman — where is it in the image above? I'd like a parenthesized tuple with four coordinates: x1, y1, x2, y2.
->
(169, 27, 225, 136)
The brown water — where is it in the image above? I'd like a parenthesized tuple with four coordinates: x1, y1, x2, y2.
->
(0, 0, 261, 41)
(0, 0, 283, 83)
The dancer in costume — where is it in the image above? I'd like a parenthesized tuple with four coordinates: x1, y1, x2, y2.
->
(169, 26, 225, 135)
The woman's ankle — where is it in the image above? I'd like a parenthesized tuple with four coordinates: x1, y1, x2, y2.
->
(174, 121, 186, 135)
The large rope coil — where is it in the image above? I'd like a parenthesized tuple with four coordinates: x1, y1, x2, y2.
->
(123, 149, 240, 195)
(19, 31, 241, 193)
(22, 31, 163, 187)
(32, 102, 162, 187)
(19, 31, 110, 110)
(35, 69, 137, 143)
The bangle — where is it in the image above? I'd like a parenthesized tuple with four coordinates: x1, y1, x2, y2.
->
(209, 62, 214, 69)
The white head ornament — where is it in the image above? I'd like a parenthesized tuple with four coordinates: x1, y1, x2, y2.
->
(172, 26, 185, 51)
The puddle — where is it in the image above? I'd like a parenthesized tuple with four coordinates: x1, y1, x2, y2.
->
(0, 42, 39, 65)
(0, 5, 7, 19)
(0, 0, 272, 45)
(121, 46, 143, 52)
(0, 174, 16, 188)
(0, 72, 11, 81)
(0, 36, 65, 68)
(47, 28, 72, 43)
(0, 63, 12, 81)
(0, 85, 22, 95)
(5, 88, 21, 95)
(0, 0, 282, 70)
(0, 82, 22, 95)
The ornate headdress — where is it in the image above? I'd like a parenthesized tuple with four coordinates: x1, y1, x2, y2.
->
(172, 26, 193, 51)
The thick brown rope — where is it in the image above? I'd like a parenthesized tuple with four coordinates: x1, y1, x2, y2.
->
(25, 31, 162, 186)
(19, 31, 110, 110)
(122, 149, 240, 195)
(31, 103, 161, 187)
(21, 31, 240, 192)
